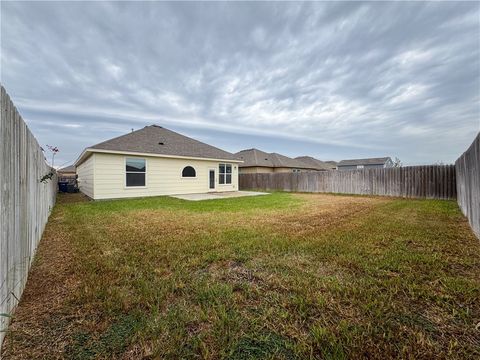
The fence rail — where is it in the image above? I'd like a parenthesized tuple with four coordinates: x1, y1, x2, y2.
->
(239, 165, 456, 200)
(455, 133, 480, 238)
(0, 86, 57, 348)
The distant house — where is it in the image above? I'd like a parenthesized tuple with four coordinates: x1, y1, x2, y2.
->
(57, 165, 76, 177)
(75, 125, 242, 200)
(294, 156, 333, 171)
(337, 157, 393, 170)
(323, 161, 338, 170)
(235, 149, 322, 173)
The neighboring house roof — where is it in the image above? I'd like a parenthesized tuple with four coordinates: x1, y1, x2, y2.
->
(76, 125, 240, 165)
(235, 149, 318, 170)
(294, 156, 332, 171)
(58, 165, 76, 173)
(270, 152, 319, 169)
(337, 157, 392, 166)
(235, 148, 274, 168)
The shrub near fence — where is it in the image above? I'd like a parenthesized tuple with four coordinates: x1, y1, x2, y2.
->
(239, 165, 456, 200)
(0, 86, 57, 347)
(455, 133, 480, 238)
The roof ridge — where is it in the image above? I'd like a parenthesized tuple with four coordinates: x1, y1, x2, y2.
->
(340, 156, 390, 161)
(78, 125, 239, 165)
(338, 157, 392, 166)
(89, 126, 145, 149)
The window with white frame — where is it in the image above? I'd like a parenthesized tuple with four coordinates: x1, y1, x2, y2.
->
(126, 157, 146, 187)
(219, 163, 232, 184)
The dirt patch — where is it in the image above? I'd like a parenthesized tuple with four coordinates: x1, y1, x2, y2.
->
(57, 192, 91, 204)
(211, 260, 262, 286)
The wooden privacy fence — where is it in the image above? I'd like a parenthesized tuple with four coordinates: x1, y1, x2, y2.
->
(0, 86, 57, 347)
(239, 165, 456, 199)
(455, 133, 480, 238)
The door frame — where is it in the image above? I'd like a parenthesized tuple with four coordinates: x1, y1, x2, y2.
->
(208, 168, 216, 191)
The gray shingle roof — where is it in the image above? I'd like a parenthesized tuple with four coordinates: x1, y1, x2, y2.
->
(86, 125, 238, 161)
(294, 156, 333, 171)
(235, 149, 274, 167)
(58, 165, 76, 173)
(235, 149, 319, 170)
(324, 161, 337, 167)
(337, 157, 392, 166)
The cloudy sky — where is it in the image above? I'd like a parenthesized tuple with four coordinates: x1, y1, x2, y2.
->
(1, 1, 479, 167)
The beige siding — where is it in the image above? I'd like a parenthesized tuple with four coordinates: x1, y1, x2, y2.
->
(77, 154, 95, 198)
(274, 167, 295, 173)
(92, 153, 238, 200)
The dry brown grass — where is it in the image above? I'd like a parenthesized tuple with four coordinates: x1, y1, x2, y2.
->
(2, 207, 79, 359)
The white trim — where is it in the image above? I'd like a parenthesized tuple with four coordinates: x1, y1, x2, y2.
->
(75, 148, 243, 166)
(124, 156, 147, 189)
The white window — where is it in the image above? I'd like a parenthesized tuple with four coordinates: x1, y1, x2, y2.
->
(219, 163, 232, 184)
(126, 157, 146, 187)
(357, 165, 364, 169)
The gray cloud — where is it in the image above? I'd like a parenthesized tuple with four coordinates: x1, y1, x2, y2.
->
(1, 1, 479, 166)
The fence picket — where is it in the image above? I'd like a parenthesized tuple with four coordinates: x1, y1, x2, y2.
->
(239, 165, 457, 200)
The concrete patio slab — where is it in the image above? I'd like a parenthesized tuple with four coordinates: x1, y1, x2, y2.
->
(170, 191, 268, 201)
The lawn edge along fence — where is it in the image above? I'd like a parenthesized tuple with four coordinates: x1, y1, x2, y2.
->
(240, 165, 456, 200)
(0, 86, 57, 349)
(240, 133, 480, 240)
(455, 132, 480, 239)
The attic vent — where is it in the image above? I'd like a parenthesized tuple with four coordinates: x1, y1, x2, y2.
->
(158, 142, 164, 145)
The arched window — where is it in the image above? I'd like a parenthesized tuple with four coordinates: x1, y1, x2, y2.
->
(182, 166, 196, 178)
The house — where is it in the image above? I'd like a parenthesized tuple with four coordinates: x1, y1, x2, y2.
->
(57, 165, 77, 185)
(337, 157, 393, 170)
(57, 165, 76, 176)
(235, 148, 322, 173)
(74, 125, 242, 200)
(294, 156, 333, 171)
(323, 161, 338, 170)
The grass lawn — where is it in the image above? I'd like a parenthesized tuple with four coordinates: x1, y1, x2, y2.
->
(2, 192, 479, 359)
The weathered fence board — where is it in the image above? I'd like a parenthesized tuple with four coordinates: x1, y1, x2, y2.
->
(455, 133, 480, 239)
(239, 165, 456, 200)
(0, 86, 57, 347)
